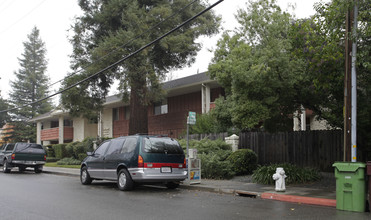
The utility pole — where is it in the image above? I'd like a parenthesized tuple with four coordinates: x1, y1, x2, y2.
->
(351, 1, 358, 162)
(343, 9, 352, 162)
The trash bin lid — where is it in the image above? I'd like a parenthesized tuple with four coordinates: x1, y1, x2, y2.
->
(332, 162, 366, 172)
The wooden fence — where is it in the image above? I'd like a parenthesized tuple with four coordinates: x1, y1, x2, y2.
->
(188, 130, 345, 172)
(239, 130, 343, 172)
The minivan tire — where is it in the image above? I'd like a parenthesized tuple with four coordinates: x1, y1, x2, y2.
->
(80, 166, 92, 185)
(117, 169, 134, 191)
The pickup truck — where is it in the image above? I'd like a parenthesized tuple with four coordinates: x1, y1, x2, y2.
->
(0, 143, 46, 173)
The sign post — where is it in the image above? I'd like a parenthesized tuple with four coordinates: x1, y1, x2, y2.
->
(186, 112, 196, 183)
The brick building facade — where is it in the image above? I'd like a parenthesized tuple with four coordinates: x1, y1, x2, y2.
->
(30, 73, 224, 144)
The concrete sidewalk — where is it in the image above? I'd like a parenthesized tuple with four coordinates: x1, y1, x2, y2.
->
(43, 166, 336, 208)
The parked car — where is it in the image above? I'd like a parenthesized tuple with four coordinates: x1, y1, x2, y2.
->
(80, 135, 187, 191)
(0, 143, 46, 173)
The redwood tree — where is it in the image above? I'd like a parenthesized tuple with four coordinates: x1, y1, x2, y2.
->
(62, 0, 220, 134)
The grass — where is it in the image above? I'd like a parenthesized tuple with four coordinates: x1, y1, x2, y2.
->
(45, 162, 80, 169)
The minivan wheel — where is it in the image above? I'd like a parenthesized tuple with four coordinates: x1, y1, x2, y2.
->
(3, 160, 11, 173)
(165, 182, 179, 189)
(80, 167, 92, 185)
(117, 169, 133, 191)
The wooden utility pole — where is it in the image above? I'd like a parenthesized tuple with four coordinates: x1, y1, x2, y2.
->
(343, 9, 353, 161)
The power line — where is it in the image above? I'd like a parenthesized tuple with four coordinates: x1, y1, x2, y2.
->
(48, 0, 199, 88)
(0, 0, 224, 114)
(0, 0, 47, 34)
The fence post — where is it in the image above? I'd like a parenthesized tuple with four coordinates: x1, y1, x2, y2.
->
(225, 134, 239, 152)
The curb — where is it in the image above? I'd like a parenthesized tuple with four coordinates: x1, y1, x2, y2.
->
(261, 192, 336, 207)
(42, 170, 79, 177)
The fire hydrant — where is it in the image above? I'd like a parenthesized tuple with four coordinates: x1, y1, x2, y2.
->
(272, 167, 287, 192)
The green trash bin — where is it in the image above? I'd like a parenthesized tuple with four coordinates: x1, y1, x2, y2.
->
(333, 162, 366, 212)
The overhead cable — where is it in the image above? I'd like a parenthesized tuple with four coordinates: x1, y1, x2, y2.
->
(0, 0, 224, 114)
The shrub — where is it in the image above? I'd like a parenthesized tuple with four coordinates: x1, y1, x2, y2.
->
(45, 145, 55, 157)
(52, 144, 68, 159)
(199, 153, 235, 179)
(252, 163, 321, 185)
(78, 153, 87, 161)
(178, 138, 232, 154)
(227, 149, 258, 175)
(57, 157, 82, 165)
(46, 157, 59, 163)
(178, 138, 234, 179)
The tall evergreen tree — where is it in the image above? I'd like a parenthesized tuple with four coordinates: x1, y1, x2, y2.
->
(8, 26, 53, 142)
(62, 0, 220, 135)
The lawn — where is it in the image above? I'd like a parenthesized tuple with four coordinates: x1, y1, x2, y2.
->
(45, 163, 80, 169)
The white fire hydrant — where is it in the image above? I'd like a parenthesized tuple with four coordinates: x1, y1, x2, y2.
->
(272, 167, 287, 192)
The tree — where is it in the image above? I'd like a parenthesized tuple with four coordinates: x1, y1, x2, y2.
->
(0, 78, 10, 128)
(62, 0, 220, 134)
(8, 27, 53, 142)
(311, 0, 371, 155)
(209, 0, 305, 132)
(0, 97, 9, 128)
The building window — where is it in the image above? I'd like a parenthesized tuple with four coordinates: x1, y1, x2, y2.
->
(64, 119, 73, 127)
(154, 100, 168, 115)
(124, 106, 130, 120)
(113, 108, 119, 121)
(51, 121, 59, 128)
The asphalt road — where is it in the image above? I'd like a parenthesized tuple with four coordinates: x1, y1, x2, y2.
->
(0, 170, 369, 220)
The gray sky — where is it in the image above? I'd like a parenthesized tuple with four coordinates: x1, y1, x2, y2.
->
(0, 0, 321, 103)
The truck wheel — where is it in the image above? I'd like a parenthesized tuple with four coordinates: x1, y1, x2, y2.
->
(3, 160, 11, 173)
(80, 166, 92, 185)
(34, 165, 43, 173)
(117, 169, 133, 191)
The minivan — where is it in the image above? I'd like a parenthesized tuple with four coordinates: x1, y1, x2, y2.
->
(80, 135, 187, 191)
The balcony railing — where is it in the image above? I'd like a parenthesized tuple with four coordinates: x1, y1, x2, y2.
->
(41, 127, 73, 141)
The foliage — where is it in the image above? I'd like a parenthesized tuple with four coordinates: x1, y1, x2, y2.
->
(45, 145, 55, 157)
(227, 149, 258, 175)
(6, 27, 53, 142)
(252, 163, 321, 185)
(0, 96, 10, 128)
(45, 162, 80, 169)
(199, 153, 235, 179)
(2, 121, 36, 143)
(208, 0, 303, 132)
(63, 0, 220, 134)
(57, 157, 82, 165)
(178, 138, 234, 179)
(9, 26, 53, 119)
(45, 157, 59, 163)
(52, 144, 68, 159)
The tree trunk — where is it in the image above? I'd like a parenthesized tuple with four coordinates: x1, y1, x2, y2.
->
(128, 80, 148, 135)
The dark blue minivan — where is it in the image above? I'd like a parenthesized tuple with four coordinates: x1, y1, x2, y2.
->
(80, 135, 187, 191)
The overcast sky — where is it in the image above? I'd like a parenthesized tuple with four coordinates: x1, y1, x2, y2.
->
(0, 0, 321, 103)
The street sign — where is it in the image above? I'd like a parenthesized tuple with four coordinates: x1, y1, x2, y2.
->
(187, 111, 196, 125)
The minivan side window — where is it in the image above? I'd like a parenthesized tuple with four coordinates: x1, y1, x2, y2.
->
(94, 141, 110, 156)
(121, 137, 137, 153)
(105, 138, 125, 155)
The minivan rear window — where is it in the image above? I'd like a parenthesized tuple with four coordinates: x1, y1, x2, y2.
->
(143, 137, 183, 154)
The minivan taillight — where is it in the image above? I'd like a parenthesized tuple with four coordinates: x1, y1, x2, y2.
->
(44, 155, 47, 161)
(11, 154, 15, 160)
(183, 158, 187, 168)
(138, 155, 144, 168)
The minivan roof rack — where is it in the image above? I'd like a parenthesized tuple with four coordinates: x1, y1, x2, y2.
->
(134, 133, 169, 137)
